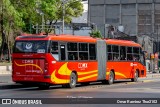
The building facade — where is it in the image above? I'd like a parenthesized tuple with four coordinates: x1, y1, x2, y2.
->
(88, 0, 160, 53)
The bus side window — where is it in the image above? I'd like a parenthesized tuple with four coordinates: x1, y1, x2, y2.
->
(127, 54, 133, 60)
(79, 52, 88, 60)
(89, 44, 96, 60)
(108, 53, 112, 60)
(107, 45, 112, 60)
(79, 43, 88, 60)
(120, 46, 126, 60)
(68, 54, 74, 60)
(133, 47, 140, 61)
(127, 47, 133, 61)
(51, 42, 58, 54)
(67, 43, 77, 51)
(51, 42, 59, 60)
(112, 45, 119, 61)
(67, 42, 78, 60)
(79, 55, 84, 60)
(68, 52, 78, 60)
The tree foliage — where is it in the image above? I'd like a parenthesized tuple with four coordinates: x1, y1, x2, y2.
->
(55, 0, 83, 23)
(89, 30, 103, 38)
(41, 0, 84, 33)
(10, 0, 83, 33)
(0, 0, 25, 61)
(0, 0, 83, 61)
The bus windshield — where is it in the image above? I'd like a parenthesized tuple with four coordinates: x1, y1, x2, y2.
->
(13, 40, 49, 53)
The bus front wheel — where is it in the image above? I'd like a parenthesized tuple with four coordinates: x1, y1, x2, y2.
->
(66, 72, 77, 88)
(131, 71, 138, 82)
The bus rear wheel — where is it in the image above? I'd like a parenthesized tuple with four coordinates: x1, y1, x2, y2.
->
(102, 71, 114, 85)
(66, 72, 77, 88)
(108, 71, 114, 85)
(131, 71, 138, 82)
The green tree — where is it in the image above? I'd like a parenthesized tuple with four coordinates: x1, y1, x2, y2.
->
(56, 0, 83, 23)
(39, 0, 84, 33)
(11, 0, 40, 33)
(89, 30, 103, 38)
(0, 0, 83, 62)
(0, 0, 24, 61)
(11, 0, 83, 33)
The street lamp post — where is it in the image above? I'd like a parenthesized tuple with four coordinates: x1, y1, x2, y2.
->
(62, 0, 65, 34)
(40, 13, 44, 32)
(35, 1, 45, 33)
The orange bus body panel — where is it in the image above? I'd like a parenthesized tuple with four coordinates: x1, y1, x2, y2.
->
(12, 34, 146, 85)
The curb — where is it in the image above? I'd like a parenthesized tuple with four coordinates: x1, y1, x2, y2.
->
(146, 73, 160, 78)
(0, 71, 11, 75)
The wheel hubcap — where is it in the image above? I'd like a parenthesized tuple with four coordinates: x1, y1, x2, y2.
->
(135, 72, 138, 79)
(71, 76, 76, 85)
(110, 73, 113, 82)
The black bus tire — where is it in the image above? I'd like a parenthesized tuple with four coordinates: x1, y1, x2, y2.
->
(107, 71, 114, 85)
(131, 71, 138, 82)
(66, 72, 77, 88)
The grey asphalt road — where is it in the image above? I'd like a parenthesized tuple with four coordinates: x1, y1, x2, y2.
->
(0, 78, 160, 107)
(0, 74, 12, 83)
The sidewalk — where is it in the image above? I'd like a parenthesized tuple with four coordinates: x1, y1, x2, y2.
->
(0, 66, 12, 75)
(146, 72, 160, 78)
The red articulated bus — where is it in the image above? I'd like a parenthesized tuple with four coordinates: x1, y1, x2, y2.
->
(12, 33, 146, 89)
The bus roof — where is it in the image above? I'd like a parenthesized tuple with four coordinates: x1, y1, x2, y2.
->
(16, 34, 98, 43)
(106, 39, 141, 47)
(16, 34, 141, 47)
